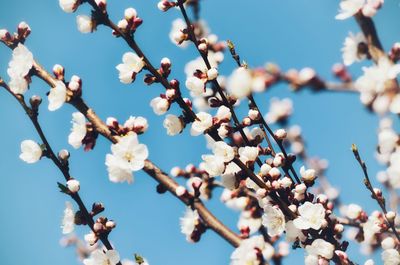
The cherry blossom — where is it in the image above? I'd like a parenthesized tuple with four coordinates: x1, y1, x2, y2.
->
(83, 249, 120, 265)
(76, 15, 94, 33)
(7, 43, 34, 94)
(68, 112, 87, 149)
(335, 0, 365, 20)
(61, 201, 75, 234)
(180, 207, 200, 242)
(48, 81, 67, 111)
(105, 133, 148, 183)
(163, 114, 183, 136)
(19, 140, 42, 163)
(293, 202, 326, 230)
(116, 52, 145, 84)
(191, 112, 213, 136)
(342, 32, 367, 66)
(262, 205, 286, 237)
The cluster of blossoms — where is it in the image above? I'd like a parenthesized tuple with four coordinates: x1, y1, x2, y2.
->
(6, 0, 400, 265)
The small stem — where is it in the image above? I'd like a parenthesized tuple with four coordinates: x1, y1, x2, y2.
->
(352, 144, 400, 242)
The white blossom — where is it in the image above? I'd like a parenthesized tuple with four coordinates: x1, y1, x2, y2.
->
(212, 141, 234, 162)
(221, 162, 241, 190)
(76, 15, 93, 33)
(346, 204, 362, 219)
(169, 18, 188, 47)
(7, 43, 34, 94)
(207, 68, 218, 80)
(180, 207, 199, 242)
(163, 114, 183, 136)
(61, 201, 75, 234)
(335, 0, 365, 20)
(185, 76, 205, 96)
(66, 179, 80, 193)
(390, 94, 400, 114)
(124, 116, 149, 133)
(265, 98, 293, 124)
(293, 202, 326, 230)
(285, 220, 306, 242)
(355, 58, 400, 107)
(184, 51, 224, 78)
(59, 0, 79, 13)
(382, 249, 400, 265)
(19, 140, 42, 163)
(227, 67, 252, 99)
(48, 81, 67, 111)
(342, 32, 366, 66)
(191, 112, 213, 136)
(238, 211, 262, 235)
(68, 112, 87, 149)
(262, 205, 286, 237)
(150, 97, 169, 115)
(230, 235, 274, 265)
(305, 239, 335, 259)
(363, 213, 382, 242)
(381, 237, 396, 250)
(300, 166, 316, 182)
(238, 146, 259, 164)
(83, 249, 120, 265)
(216, 105, 232, 122)
(116, 52, 145, 84)
(202, 154, 225, 177)
(304, 255, 319, 265)
(105, 133, 148, 183)
(84, 232, 97, 245)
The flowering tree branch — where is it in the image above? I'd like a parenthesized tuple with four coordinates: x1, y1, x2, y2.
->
(0, 77, 122, 265)
(352, 144, 400, 242)
(0, 37, 242, 249)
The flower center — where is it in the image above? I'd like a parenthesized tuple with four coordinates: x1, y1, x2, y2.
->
(124, 152, 134, 162)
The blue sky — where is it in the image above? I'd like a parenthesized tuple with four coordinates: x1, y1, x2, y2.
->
(1, 1, 400, 264)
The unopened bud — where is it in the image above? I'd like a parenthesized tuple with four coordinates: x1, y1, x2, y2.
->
(275, 129, 287, 140)
(105, 220, 116, 229)
(176, 186, 187, 197)
(84, 233, 97, 245)
(17, 21, 31, 39)
(386, 211, 396, 223)
(0, 29, 11, 41)
(117, 19, 128, 30)
(124, 7, 137, 20)
(29, 95, 42, 110)
(248, 109, 259, 120)
(198, 43, 208, 53)
(91, 202, 105, 216)
(53, 64, 65, 80)
(207, 68, 218, 81)
(66, 179, 80, 193)
(58, 149, 70, 161)
(269, 167, 281, 180)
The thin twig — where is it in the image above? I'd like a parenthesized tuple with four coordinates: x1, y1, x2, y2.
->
(351, 144, 400, 242)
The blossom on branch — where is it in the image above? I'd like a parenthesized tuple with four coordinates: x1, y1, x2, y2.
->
(116, 52, 145, 84)
(105, 133, 148, 184)
(19, 140, 42, 164)
(7, 43, 34, 94)
(83, 249, 120, 265)
(61, 201, 75, 234)
(68, 112, 87, 149)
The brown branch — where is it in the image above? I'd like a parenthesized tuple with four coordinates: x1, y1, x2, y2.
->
(354, 13, 385, 63)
